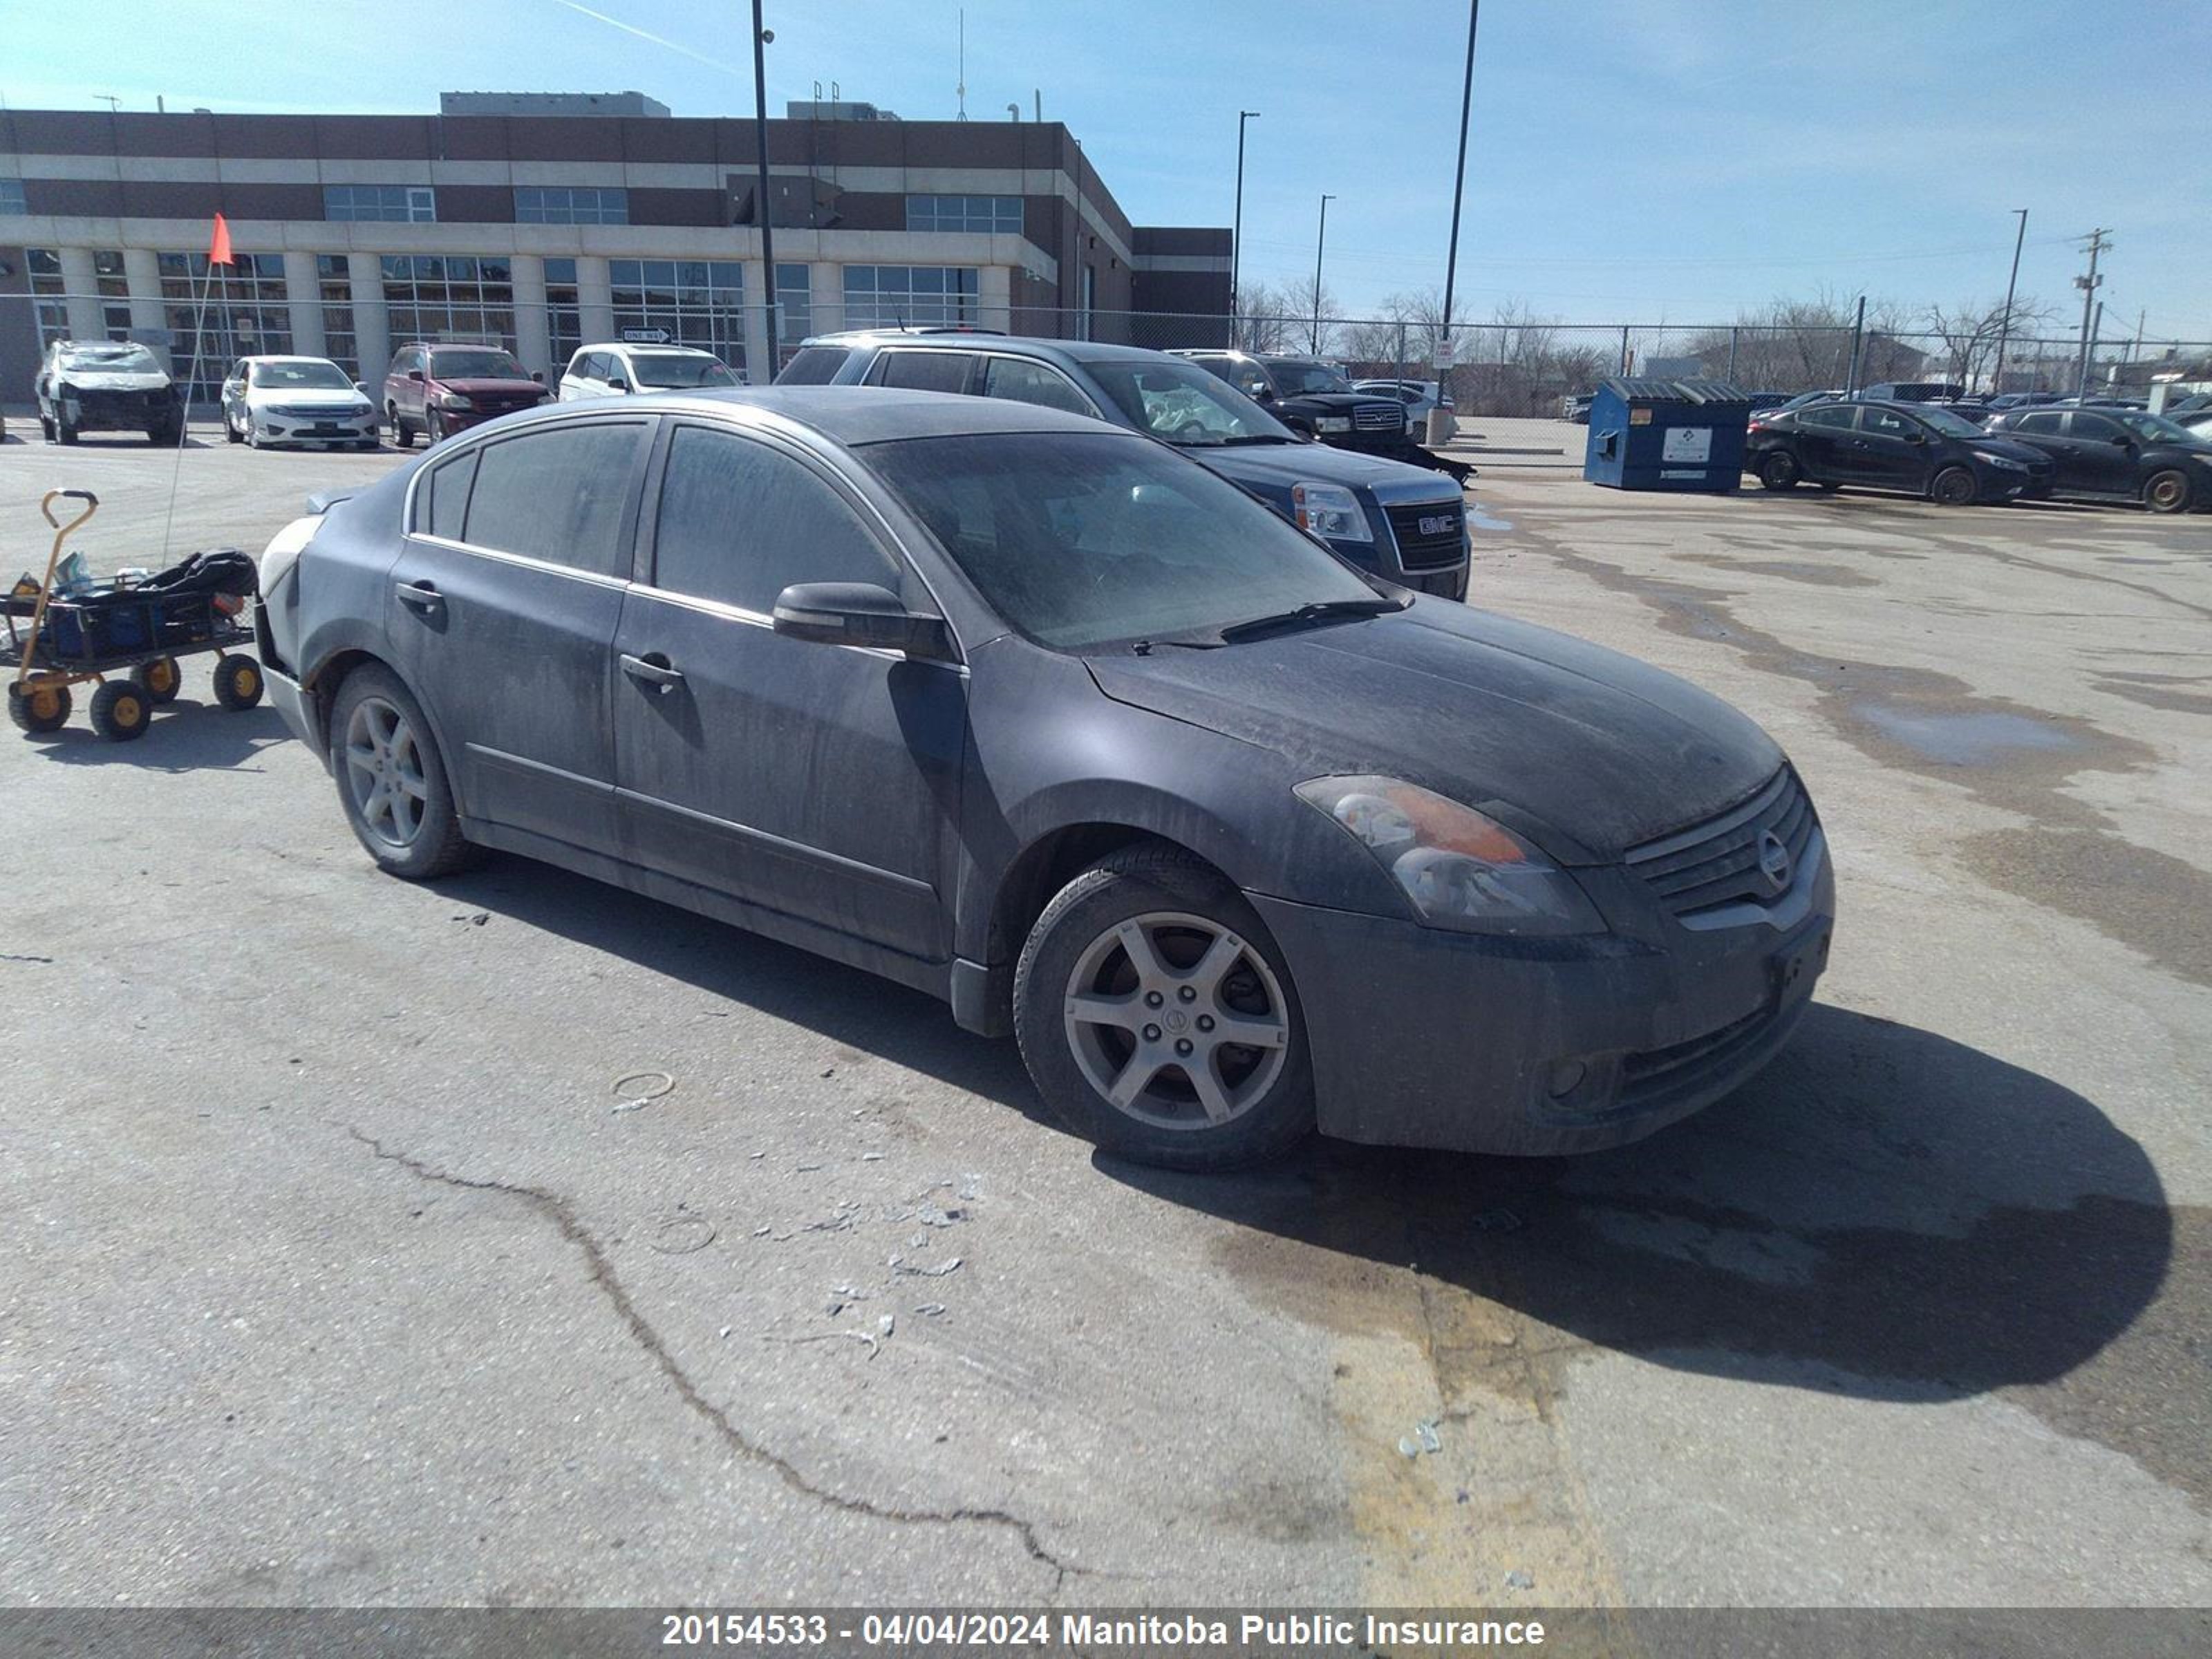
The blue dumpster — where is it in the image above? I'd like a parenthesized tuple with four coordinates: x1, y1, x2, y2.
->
(1583, 377, 1752, 492)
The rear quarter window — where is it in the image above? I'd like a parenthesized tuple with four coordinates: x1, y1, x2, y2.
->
(872, 351, 977, 393)
(776, 345, 852, 386)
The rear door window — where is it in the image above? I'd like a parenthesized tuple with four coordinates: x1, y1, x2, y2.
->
(462, 422, 649, 578)
(870, 351, 978, 393)
(980, 356, 1098, 417)
(2014, 411, 2063, 435)
(649, 424, 897, 612)
(1798, 406, 1857, 431)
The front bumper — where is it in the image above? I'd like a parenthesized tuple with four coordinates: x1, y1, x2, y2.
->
(59, 388, 176, 432)
(256, 412, 379, 447)
(1249, 847, 1835, 1155)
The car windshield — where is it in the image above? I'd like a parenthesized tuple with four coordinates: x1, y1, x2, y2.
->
(59, 343, 160, 373)
(628, 352, 738, 388)
(1088, 359, 1297, 446)
(867, 431, 1380, 651)
(2115, 411, 2197, 444)
(253, 360, 353, 390)
(430, 348, 528, 379)
(1262, 359, 1354, 396)
(1915, 407, 1985, 438)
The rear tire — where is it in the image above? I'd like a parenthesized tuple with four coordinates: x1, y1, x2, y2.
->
(212, 653, 264, 711)
(1757, 451, 1800, 491)
(57, 417, 78, 446)
(89, 680, 152, 742)
(133, 656, 182, 704)
(328, 664, 476, 880)
(389, 406, 415, 449)
(1013, 845, 1314, 1170)
(1931, 465, 1978, 507)
(2144, 469, 2193, 514)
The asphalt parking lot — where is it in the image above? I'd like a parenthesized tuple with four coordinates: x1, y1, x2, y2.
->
(2, 416, 2206, 1610)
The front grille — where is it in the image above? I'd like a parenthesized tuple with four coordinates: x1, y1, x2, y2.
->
(1384, 501, 1468, 572)
(1353, 401, 1406, 431)
(474, 392, 541, 413)
(1624, 767, 1818, 921)
(272, 404, 361, 420)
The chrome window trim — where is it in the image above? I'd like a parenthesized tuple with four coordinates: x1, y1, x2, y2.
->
(623, 581, 968, 675)
(405, 532, 631, 591)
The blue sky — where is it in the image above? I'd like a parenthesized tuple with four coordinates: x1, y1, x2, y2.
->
(6, 0, 2207, 341)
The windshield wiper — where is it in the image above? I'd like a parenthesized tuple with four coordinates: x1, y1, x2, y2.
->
(1216, 433, 1296, 446)
(1215, 595, 1406, 644)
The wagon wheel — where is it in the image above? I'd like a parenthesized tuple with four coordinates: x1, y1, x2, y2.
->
(212, 653, 264, 711)
(89, 681, 152, 742)
(132, 655, 183, 704)
(8, 682, 73, 733)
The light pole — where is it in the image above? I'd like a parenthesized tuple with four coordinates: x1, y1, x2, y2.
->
(1991, 207, 2027, 394)
(1231, 111, 1258, 347)
(1311, 193, 1335, 353)
(1437, 0, 1480, 375)
(751, 0, 778, 372)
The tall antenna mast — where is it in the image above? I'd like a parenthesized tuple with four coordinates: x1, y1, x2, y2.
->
(955, 10, 968, 120)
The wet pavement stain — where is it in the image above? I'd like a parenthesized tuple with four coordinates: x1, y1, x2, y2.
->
(1960, 827, 2212, 988)
(1678, 554, 1879, 588)
(1850, 704, 2083, 764)
(2092, 673, 2212, 719)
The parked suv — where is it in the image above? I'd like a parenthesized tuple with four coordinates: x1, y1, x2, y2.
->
(559, 342, 741, 400)
(35, 339, 182, 444)
(1747, 399, 2051, 505)
(382, 342, 547, 448)
(1980, 406, 2212, 513)
(1169, 349, 1409, 453)
(778, 332, 1470, 599)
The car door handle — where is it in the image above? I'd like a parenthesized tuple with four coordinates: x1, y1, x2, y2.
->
(621, 652, 685, 693)
(394, 580, 444, 615)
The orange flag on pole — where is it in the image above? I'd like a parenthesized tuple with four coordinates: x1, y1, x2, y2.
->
(207, 212, 234, 268)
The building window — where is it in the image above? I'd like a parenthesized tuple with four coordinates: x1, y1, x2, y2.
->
(317, 254, 357, 377)
(92, 250, 133, 340)
(610, 259, 745, 376)
(905, 194, 1022, 235)
(543, 256, 582, 376)
(27, 248, 70, 350)
(775, 262, 812, 368)
(842, 265, 980, 330)
(158, 250, 291, 395)
(0, 179, 26, 216)
(380, 255, 517, 355)
(324, 184, 435, 223)
(515, 186, 630, 225)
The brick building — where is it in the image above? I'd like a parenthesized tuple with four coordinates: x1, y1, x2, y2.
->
(0, 95, 1232, 397)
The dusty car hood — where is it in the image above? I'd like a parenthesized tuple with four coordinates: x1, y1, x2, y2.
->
(249, 388, 368, 409)
(1193, 439, 1461, 499)
(1282, 392, 1403, 418)
(55, 369, 171, 393)
(1087, 603, 1783, 863)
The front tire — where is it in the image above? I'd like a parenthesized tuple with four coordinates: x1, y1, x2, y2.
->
(328, 664, 475, 880)
(225, 408, 243, 444)
(212, 653, 264, 711)
(2144, 468, 2193, 514)
(388, 405, 415, 449)
(8, 682, 71, 733)
(1931, 465, 1978, 507)
(89, 680, 152, 742)
(1013, 845, 1313, 1170)
(133, 656, 182, 704)
(1757, 451, 1801, 491)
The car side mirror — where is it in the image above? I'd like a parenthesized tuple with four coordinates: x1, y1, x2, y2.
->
(530, 370, 545, 384)
(606, 376, 629, 393)
(772, 582, 955, 661)
(406, 368, 425, 383)
(354, 382, 371, 398)
(1250, 384, 1275, 403)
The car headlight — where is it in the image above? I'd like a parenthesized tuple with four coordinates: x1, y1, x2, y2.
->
(1971, 449, 2027, 471)
(1315, 415, 1353, 433)
(1291, 481, 1373, 543)
(435, 392, 475, 411)
(1295, 776, 1605, 937)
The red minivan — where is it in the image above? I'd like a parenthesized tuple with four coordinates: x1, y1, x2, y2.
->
(382, 341, 549, 448)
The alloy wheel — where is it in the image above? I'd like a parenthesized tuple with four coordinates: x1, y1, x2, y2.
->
(343, 695, 430, 850)
(1062, 910, 1291, 1130)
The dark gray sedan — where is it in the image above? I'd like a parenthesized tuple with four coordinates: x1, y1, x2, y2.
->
(256, 389, 1833, 1169)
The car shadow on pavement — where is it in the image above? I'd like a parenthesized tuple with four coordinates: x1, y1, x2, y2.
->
(434, 859, 1048, 1122)
(24, 702, 290, 771)
(1102, 1003, 2192, 1485)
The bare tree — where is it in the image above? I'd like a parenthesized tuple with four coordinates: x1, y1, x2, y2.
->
(1922, 295, 2060, 391)
(1232, 281, 1300, 353)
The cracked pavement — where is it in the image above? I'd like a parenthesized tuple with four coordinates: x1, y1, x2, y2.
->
(2, 422, 2206, 1609)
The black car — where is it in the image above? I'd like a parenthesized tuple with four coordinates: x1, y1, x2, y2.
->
(1168, 349, 1409, 452)
(781, 331, 1470, 599)
(255, 388, 1831, 1170)
(1746, 398, 2051, 505)
(1980, 406, 2212, 513)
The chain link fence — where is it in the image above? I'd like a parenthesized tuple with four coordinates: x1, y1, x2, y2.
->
(9, 289, 2208, 421)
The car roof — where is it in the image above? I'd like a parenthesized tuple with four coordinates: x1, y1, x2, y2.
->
(497, 385, 1118, 447)
(577, 341, 720, 355)
(798, 330, 1157, 366)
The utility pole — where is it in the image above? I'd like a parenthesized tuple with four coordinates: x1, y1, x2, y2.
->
(2072, 227, 2110, 398)
(1991, 207, 2027, 394)
(751, 0, 778, 373)
(1230, 111, 1258, 348)
(1846, 294, 1866, 393)
(1311, 194, 1335, 353)
(1437, 1, 1480, 373)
